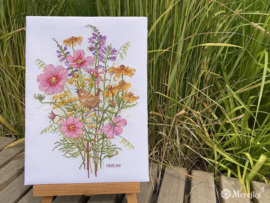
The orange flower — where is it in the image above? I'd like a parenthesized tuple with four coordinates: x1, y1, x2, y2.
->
(108, 65, 136, 80)
(63, 36, 83, 47)
(122, 92, 139, 104)
(105, 85, 119, 97)
(116, 80, 132, 92)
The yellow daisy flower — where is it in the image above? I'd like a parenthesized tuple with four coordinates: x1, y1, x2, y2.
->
(104, 85, 119, 97)
(122, 92, 139, 104)
(117, 80, 131, 92)
(108, 65, 136, 80)
(63, 36, 83, 47)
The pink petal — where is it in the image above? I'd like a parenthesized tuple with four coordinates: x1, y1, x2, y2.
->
(60, 119, 67, 126)
(60, 126, 67, 132)
(66, 116, 74, 125)
(100, 124, 112, 133)
(52, 84, 64, 94)
(76, 122, 84, 128)
(44, 64, 56, 76)
(57, 78, 67, 86)
(39, 83, 50, 91)
(64, 131, 73, 138)
(113, 126, 123, 135)
(73, 117, 80, 124)
(116, 119, 127, 127)
(37, 74, 48, 83)
(106, 127, 114, 139)
(113, 115, 121, 123)
(74, 128, 83, 136)
(45, 87, 54, 95)
(66, 55, 76, 63)
(73, 50, 85, 60)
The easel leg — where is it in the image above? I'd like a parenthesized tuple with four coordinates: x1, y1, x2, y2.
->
(126, 193, 137, 203)
(42, 196, 53, 203)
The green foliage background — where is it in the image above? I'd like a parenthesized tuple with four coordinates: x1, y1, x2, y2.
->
(1, 0, 270, 195)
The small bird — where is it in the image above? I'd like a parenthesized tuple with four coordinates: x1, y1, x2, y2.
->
(76, 88, 101, 111)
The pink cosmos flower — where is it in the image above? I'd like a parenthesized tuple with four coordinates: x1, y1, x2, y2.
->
(66, 49, 94, 70)
(60, 116, 84, 138)
(100, 115, 127, 139)
(37, 64, 68, 95)
(88, 68, 105, 85)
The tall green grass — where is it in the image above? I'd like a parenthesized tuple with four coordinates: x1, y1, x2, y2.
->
(1, 0, 270, 196)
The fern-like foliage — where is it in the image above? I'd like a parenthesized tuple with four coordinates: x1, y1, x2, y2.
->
(35, 59, 46, 69)
(120, 137, 134, 149)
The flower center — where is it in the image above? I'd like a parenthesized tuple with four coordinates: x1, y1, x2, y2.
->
(92, 73, 97, 77)
(76, 59, 82, 64)
(49, 77, 57, 84)
(69, 125, 76, 131)
(120, 65, 125, 69)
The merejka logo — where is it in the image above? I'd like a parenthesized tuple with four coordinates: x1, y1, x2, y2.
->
(220, 187, 264, 201)
(220, 189, 231, 200)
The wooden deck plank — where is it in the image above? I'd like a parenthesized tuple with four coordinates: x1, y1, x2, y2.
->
(122, 163, 159, 203)
(157, 166, 187, 203)
(189, 170, 216, 203)
(18, 189, 42, 203)
(0, 137, 16, 151)
(0, 140, 25, 168)
(87, 194, 118, 203)
(219, 176, 249, 203)
(0, 173, 31, 203)
(53, 195, 86, 203)
(0, 155, 24, 191)
(250, 181, 270, 203)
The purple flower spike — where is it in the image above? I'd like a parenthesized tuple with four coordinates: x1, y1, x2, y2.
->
(108, 56, 116, 61)
(59, 57, 65, 62)
(56, 50, 61, 53)
(68, 72, 73, 77)
(57, 54, 62, 58)
(64, 46, 67, 50)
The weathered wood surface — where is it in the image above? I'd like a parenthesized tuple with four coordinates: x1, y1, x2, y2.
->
(189, 170, 216, 203)
(87, 194, 118, 203)
(0, 137, 16, 151)
(0, 140, 25, 168)
(157, 166, 187, 203)
(219, 176, 250, 203)
(123, 163, 159, 203)
(53, 195, 86, 203)
(18, 189, 42, 203)
(250, 181, 270, 203)
(33, 182, 140, 197)
(0, 155, 24, 191)
(0, 172, 31, 203)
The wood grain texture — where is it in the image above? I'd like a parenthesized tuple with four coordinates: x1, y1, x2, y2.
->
(123, 163, 159, 203)
(42, 196, 53, 203)
(33, 182, 140, 197)
(0, 173, 31, 203)
(53, 195, 86, 203)
(250, 181, 270, 203)
(0, 140, 25, 168)
(0, 155, 24, 191)
(126, 193, 137, 203)
(219, 176, 249, 203)
(18, 189, 42, 203)
(0, 137, 16, 151)
(87, 194, 118, 203)
(190, 170, 216, 203)
(157, 166, 187, 203)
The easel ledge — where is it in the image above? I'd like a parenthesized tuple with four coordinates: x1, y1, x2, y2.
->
(33, 182, 140, 203)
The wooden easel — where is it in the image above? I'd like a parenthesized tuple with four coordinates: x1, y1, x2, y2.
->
(33, 182, 140, 203)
